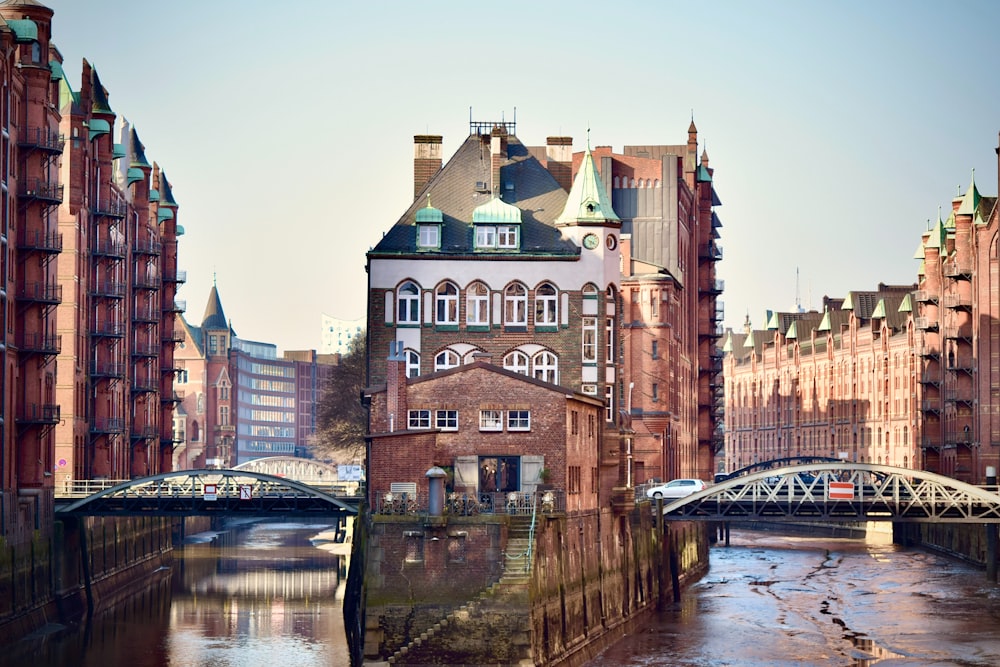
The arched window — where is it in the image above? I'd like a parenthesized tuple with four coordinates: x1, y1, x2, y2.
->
(191, 420, 200, 441)
(504, 283, 527, 326)
(532, 351, 558, 384)
(398, 281, 420, 324)
(435, 282, 459, 324)
(613, 176, 620, 188)
(503, 351, 529, 376)
(466, 281, 489, 325)
(405, 350, 420, 378)
(435, 349, 460, 371)
(534, 282, 557, 326)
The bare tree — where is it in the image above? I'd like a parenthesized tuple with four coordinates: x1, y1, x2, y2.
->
(314, 332, 367, 464)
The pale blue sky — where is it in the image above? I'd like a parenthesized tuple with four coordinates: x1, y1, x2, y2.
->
(43, 0, 1000, 351)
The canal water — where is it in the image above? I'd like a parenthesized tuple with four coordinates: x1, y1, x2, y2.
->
(588, 529, 1000, 667)
(1, 519, 351, 667)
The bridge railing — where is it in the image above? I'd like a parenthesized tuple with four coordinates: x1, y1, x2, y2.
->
(374, 489, 564, 516)
(57, 479, 131, 498)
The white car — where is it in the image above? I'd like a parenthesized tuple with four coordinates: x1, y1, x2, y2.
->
(646, 478, 707, 499)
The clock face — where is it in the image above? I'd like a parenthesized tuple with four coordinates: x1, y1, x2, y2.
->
(583, 234, 599, 250)
(606, 234, 617, 250)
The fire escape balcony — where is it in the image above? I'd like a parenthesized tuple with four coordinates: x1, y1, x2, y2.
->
(16, 332, 61, 356)
(132, 239, 162, 256)
(919, 347, 939, 359)
(132, 342, 160, 358)
(133, 272, 161, 290)
(18, 127, 65, 154)
(130, 426, 160, 442)
(92, 199, 127, 219)
(131, 377, 159, 394)
(164, 299, 186, 314)
(91, 360, 126, 378)
(920, 399, 941, 413)
(699, 243, 723, 261)
(162, 269, 187, 284)
(133, 305, 160, 323)
(914, 317, 938, 331)
(160, 392, 182, 406)
(918, 371, 940, 386)
(90, 417, 124, 435)
(921, 435, 942, 449)
(17, 280, 62, 305)
(943, 294, 972, 310)
(701, 278, 724, 295)
(90, 279, 126, 299)
(944, 326, 972, 341)
(162, 328, 185, 343)
(16, 403, 60, 425)
(944, 388, 973, 405)
(92, 239, 127, 258)
(18, 178, 63, 204)
(17, 229, 63, 254)
(943, 262, 973, 280)
(946, 356, 975, 373)
(91, 320, 126, 338)
(914, 290, 938, 303)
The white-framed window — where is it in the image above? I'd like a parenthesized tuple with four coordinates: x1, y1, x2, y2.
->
(435, 349, 460, 371)
(418, 224, 439, 248)
(507, 410, 530, 431)
(498, 225, 519, 248)
(436, 410, 458, 431)
(534, 282, 557, 326)
(503, 351, 529, 376)
(466, 281, 489, 325)
(435, 282, 459, 324)
(408, 409, 431, 429)
(219, 406, 230, 426)
(475, 225, 497, 248)
(405, 350, 420, 378)
(533, 351, 558, 384)
(504, 283, 527, 326)
(605, 317, 615, 363)
(605, 384, 614, 422)
(479, 409, 503, 431)
(398, 281, 420, 324)
(582, 317, 597, 362)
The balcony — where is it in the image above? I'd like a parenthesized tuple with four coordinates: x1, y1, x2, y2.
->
(130, 426, 159, 441)
(18, 127, 64, 154)
(92, 199, 127, 219)
(702, 278, 724, 295)
(943, 294, 972, 310)
(914, 290, 937, 303)
(160, 392, 182, 405)
(90, 417, 124, 434)
(16, 332, 61, 355)
(131, 342, 160, 358)
(914, 317, 938, 331)
(91, 321, 126, 338)
(944, 389, 973, 405)
(162, 269, 187, 284)
(17, 281, 62, 305)
(920, 399, 941, 413)
(943, 262, 973, 280)
(132, 239, 162, 255)
(131, 377, 159, 393)
(162, 329, 185, 343)
(946, 356, 975, 373)
(921, 436, 942, 449)
(18, 178, 63, 204)
(18, 229, 62, 254)
(944, 326, 972, 341)
(132, 306, 160, 323)
(699, 243, 723, 261)
(133, 273, 161, 290)
(918, 371, 940, 386)
(16, 403, 60, 425)
(90, 279, 126, 299)
(164, 299, 186, 313)
(91, 360, 126, 378)
(92, 239, 127, 258)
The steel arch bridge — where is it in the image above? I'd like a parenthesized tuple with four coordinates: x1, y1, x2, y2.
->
(660, 463, 1000, 523)
(233, 456, 339, 483)
(55, 469, 358, 517)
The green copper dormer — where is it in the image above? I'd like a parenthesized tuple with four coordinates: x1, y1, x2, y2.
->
(176, 225, 185, 236)
(415, 195, 443, 250)
(722, 332, 733, 353)
(765, 310, 779, 330)
(956, 170, 981, 217)
(786, 321, 799, 340)
(112, 143, 126, 159)
(913, 241, 925, 260)
(126, 168, 144, 186)
(818, 308, 832, 333)
(130, 128, 151, 169)
(48, 59, 64, 81)
(924, 218, 944, 250)
(898, 293, 913, 313)
(696, 163, 712, 183)
(157, 208, 174, 222)
(554, 148, 620, 226)
(149, 188, 160, 202)
(472, 196, 521, 224)
(159, 172, 178, 208)
(6, 19, 37, 42)
(871, 298, 886, 319)
(842, 293, 855, 310)
(88, 119, 110, 141)
(472, 196, 522, 250)
(91, 69, 114, 116)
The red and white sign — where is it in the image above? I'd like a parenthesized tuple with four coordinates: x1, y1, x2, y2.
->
(204, 483, 218, 501)
(239, 484, 252, 501)
(828, 481, 855, 500)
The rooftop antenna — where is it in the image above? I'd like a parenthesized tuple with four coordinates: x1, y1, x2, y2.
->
(795, 267, 801, 312)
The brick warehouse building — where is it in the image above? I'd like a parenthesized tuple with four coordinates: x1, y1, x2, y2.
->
(0, 0, 182, 544)
(722, 134, 1000, 485)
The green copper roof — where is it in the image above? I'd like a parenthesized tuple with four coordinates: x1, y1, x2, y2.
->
(49, 59, 64, 82)
(871, 298, 886, 319)
(818, 308, 831, 332)
(924, 219, 943, 250)
(956, 170, 981, 217)
(696, 163, 712, 183)
(157, 207, 174, 222)
(765, 310, 779, 330)
(786, 321, 798, 339)
(91, 69, 114, 116)
(898, 293, 913, 313)
(112, 143, 126, 159)
(159, 172, 178, 208)
(88, 118, 110, 141)
(472, 196, 521, 224)
(722, 332, 733, 352)
(842, 292, 855, 310)
(554, 148, 620, 226)
(130, 128, 151, 169)
(126, 167, 144, 186)
(415, 195, 443, 223)
(6, 19, 37, 42)
(148, 188, 160, 202)
(176, 224, 185, 236)
(913, 240, 925, 260)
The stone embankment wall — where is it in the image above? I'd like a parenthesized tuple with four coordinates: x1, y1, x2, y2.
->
(360, 505, 709, 665)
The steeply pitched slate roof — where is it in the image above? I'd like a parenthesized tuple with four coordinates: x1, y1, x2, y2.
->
(369, 134, 578, 258)
(202, 285, 228, 330)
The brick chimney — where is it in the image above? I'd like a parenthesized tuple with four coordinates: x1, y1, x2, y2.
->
(413, 135, 443, 197)
(385, 341, 408, 432)
(546, 136, 573, 192)
(490, 126, 508, 196)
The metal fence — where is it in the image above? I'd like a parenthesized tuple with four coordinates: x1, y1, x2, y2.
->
(374, 489, 564, 516)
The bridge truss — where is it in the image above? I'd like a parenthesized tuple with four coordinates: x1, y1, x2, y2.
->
(663, 463, 1000, 523)
(56, 469, 358, 517)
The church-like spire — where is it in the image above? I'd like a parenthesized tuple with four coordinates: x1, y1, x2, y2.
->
(202, 284, 228, 330)
(554, 146, 620, 226)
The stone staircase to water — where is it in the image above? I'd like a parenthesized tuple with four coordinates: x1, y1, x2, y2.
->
(385, 516, 535, 665)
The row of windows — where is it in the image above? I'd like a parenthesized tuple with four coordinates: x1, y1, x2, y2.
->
(237, 407, 296, 423)
(408, 409, 531, 432)
(249, 394, 295, 408)
(392, 280, 605, 327)
(238, 376, 295, 393)
(417, 224, 521, 251)
(403, 347, 558, 384)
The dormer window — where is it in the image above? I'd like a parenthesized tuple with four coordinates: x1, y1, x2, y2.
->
(497, 225, 519, 249)
(475, 225, 497, 249)
(476, 224, 518, 249)
(417, 224, 440, 249)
